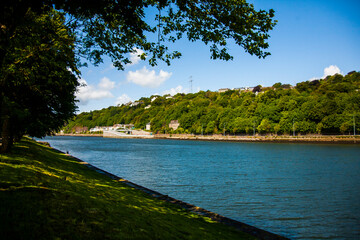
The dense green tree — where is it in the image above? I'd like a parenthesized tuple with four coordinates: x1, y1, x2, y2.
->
(296, 121, 316, 134)
(205, 121, 216, 134)
(253, 85, 262, 93)
(1, 0, 277, 71)
(233, 117, 253, 134)
(0, 9, 79, 152)
(257, 119, 272, 134)
(273, 124, 281, 135)
(272, 82, 282, 89)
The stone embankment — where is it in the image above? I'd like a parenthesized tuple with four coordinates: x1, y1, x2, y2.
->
(154, 134, 360, 144)
(55, 132, 359, 144)
(56, 133, 103, 137)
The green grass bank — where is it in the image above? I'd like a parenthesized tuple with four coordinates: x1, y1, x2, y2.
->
(0, 138, 256, 239)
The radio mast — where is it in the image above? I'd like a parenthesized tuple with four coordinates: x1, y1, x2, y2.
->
(189, 76, 193, 93)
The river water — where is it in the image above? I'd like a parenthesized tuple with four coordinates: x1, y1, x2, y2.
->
(42, 136, 360, 239)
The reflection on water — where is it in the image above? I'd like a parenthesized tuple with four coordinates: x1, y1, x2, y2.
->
(43, 136, 360, 239)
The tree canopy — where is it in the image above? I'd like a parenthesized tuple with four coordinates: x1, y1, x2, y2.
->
(0, 9, 79, 151)
(1, 0, 276, 70)
(65, 72, 360, 136)
(0, 0, 276, 152)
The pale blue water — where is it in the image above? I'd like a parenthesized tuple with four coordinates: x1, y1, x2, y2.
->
(42, 136, 360, 239)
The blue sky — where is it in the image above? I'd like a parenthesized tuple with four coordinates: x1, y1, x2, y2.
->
(75, 0, 360, 112)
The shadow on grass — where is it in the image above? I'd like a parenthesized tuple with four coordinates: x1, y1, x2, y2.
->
(0, 138, 255, 239)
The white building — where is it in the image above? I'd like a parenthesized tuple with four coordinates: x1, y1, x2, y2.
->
(169, 120, 180, 130)
(146, 122, 151, 131)
(218, 88, 230, 93)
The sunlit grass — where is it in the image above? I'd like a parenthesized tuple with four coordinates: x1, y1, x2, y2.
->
(0, 138, 255, 239)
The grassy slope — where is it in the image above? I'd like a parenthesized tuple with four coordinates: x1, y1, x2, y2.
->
(0, 138, 254, 239)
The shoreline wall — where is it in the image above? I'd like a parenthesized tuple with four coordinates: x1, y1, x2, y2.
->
(56, 133, 103, 137)
(55, 133, 359, 144)
(154, 134, 359, 144)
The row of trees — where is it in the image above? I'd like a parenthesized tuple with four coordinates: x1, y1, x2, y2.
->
(0, 0, 276, 152)
(65, 72, 360, 135)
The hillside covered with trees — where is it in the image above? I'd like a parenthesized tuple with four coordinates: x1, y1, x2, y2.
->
(65, 71, 360, 135)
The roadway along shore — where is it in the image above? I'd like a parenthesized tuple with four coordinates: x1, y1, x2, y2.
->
(154, 134, 360, 144)
(56, 133, 360, 144)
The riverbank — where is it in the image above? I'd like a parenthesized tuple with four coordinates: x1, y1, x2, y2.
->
(155, 134, 360, 144)
(56, 133, 103, 137)
(0, 138, 287, 239)
(57, 132, 360, 144)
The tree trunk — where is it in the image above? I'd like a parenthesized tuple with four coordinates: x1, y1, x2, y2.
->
(0, 5, 31, 153)
(0, 104, 13, 153)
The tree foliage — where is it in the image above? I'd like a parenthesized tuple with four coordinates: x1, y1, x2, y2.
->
(1, 0, 276, 70)
(0, 9, 79, 151)
(0, 0, 277, 152)
(65, 72, 360, 136)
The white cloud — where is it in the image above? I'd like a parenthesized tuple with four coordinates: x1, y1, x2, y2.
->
(76, 78, 115, 105)
(309, 65, 343, 81)
(127, 66, 172, 88)
(323, 65, 342, 78)
(128, 48, 145, 66)
(115, 94, 132, 106)
(162, 85, 187, 96)
(98, 77, 115, 90)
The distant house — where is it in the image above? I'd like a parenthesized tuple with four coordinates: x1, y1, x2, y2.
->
(90, 126, 103, 132)
(146, 122, 151, 131)
(130, 101, 143, 107)
(236, 87, 246, 93)
(169, 120, 180, 130)
(218, 88, 230, 93)
(74, 126, 88, 133)
(145, 105, 151, 109)
(122, 124, 134, 130)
